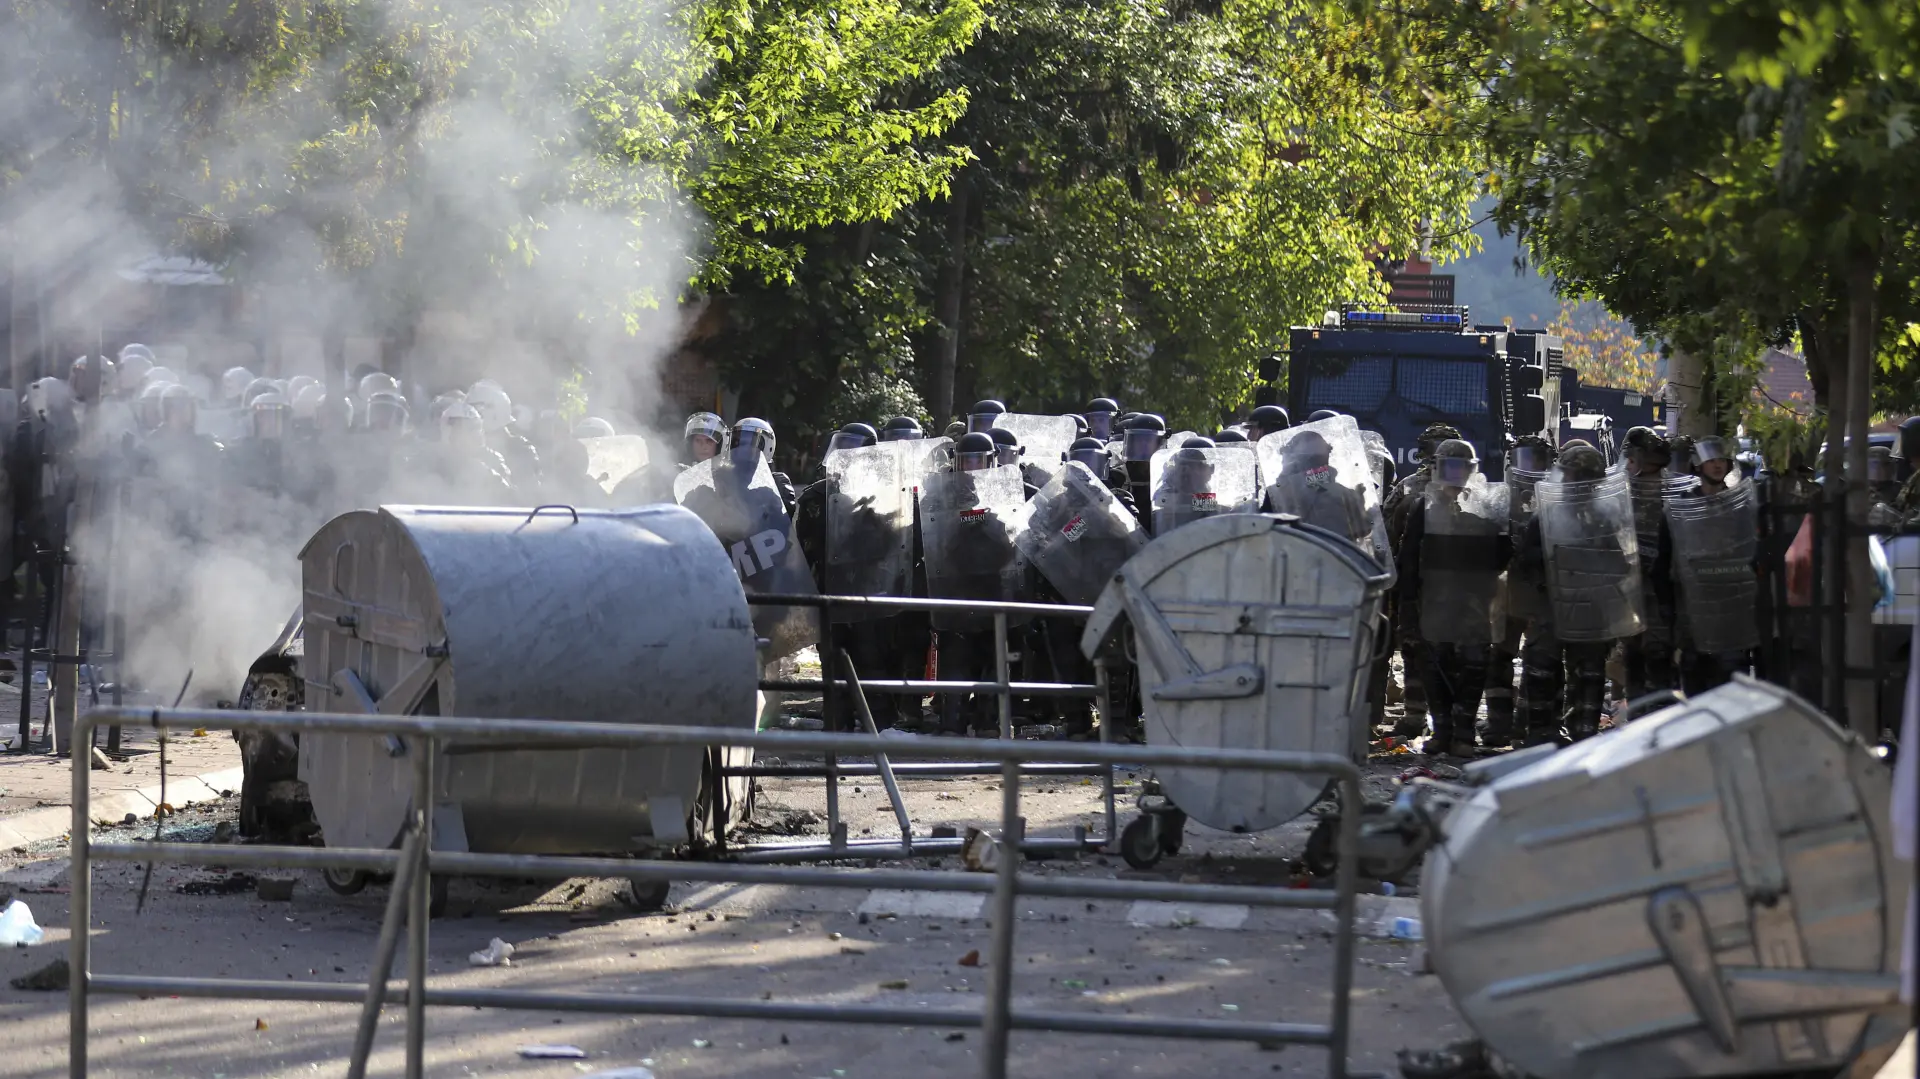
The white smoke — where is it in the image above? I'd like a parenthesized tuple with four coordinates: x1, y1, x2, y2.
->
(4, 0, 701, 701)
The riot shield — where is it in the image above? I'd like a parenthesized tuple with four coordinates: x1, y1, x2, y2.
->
(580, 434, 649, 495)
(1018, 462, 1147, 605)
(1147, 444, 1259, 536)
(1535, 464, 1644, 641)
(675, 455, 819, 658)
(1663, 478, 1760, 654)
(1360, 430, 1394, 492)
(1503, 467, 1549, 620)
(1635, 472, 1666, 572)
(823, 442, 915, 613)
(1417, 476, 1508, 644)
(992, 414, 1078, 480)
(916, 464, 1033, 631)
(1256, 415, 1389, 563)
(899, 435, 955, 483)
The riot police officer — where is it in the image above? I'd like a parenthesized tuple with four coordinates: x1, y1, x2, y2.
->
(732, 417, 795, 515)
(1529, 441, 1641, 741)
(1399, 440, 1508, 756)
(1382, 423, 1462, 740)
(1621, 426, 1677, 700)
(1658, 435, 1759, 694)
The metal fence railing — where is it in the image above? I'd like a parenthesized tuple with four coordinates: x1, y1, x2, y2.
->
(734, 593, 1118, 861)
(71, 706, 1364, 1079)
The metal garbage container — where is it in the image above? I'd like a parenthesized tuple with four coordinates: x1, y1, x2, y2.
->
(297, 504, 759, 881)
(1423, 677, 1903, 1079)
(1082, 514, 1390, 867)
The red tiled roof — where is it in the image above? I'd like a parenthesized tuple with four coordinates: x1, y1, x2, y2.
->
(1754, 348, 1813, 415)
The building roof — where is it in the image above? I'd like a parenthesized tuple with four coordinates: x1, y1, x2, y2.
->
(1753, 347, 1813, 416)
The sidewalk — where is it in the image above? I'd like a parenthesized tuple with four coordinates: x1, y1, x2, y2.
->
(0, 688, 242, 850)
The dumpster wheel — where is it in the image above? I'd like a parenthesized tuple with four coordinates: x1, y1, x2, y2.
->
(323, 868, 368, 896)
(620, 878, 673, 912)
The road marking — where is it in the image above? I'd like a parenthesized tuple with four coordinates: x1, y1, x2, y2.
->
(858, 889, 986, 919)
(1125, 901, 1250, 930)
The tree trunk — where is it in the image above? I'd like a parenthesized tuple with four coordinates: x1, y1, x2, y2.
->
(1665, 347, 1712, 436)
(1842, 253, 1877, 736)
(930, 172, 970, 426)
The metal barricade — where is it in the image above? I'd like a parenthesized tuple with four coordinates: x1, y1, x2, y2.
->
(736, 592, 1119, 861)
(71, 707, 1364, 1079)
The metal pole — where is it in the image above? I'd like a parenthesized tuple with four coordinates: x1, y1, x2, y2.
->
(405, 738, 434, 1079)
(839, 650, 911, 850)
(981, 611, 1021, 1078)
(16, 554, 36, 751)
(346, 822, 428, 1079)
(1096, 658, 1116, 845)
(1325, 774, 1361, 1079)
(68, 711, 93, 1078)
(994, 612, 1012, 740)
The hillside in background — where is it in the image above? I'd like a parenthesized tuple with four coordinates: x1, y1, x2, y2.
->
(1442, 201, 1661, 391)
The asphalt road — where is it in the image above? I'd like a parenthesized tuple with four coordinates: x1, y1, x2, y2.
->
(0, 759, 1466, 1079)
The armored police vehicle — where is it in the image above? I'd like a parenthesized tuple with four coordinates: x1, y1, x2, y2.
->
(1277, 305, 1561, 478)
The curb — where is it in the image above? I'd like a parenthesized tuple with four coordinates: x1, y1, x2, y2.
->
(0, 766, 246, 852)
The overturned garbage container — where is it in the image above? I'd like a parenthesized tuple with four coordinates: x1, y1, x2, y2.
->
(297, 504, 759, 909)
(1081, 513, 1390, 868)
(1423, 677, 1903, 1079)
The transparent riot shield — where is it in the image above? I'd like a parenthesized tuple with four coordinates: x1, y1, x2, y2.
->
(1018, 462, 1147, 605)
(580, 434, 650, 495)
(916, 464, 1033, 631)
(1664, 478, 1760, 654)
(1256, 415, 1390, 564)
(1147, 444, 1259, 536)
(993, 414, 1078, 480)
(1504, 467, 1550, 621)
(1417, 475, 1509, 644)
(675, 455, 820, 658)
(1535, 464, 1644, 641)
(823, 442, 915, 615)
(1359, 430, 1394, 493)
(1627, 474, 1666, 575)
(899, 435, 955, 483)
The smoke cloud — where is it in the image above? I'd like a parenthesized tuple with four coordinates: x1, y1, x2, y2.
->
(3, 0, 703, 702)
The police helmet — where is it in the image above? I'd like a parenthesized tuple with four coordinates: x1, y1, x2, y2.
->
(574, 416, 616, 439)
(1084, 398, 1121, 441)
(158, 383, 198, 433)
(955, 431, 998, 472)
(1511, 434, 1557, 474)
(315, 393, 354, 434)
(879, 416, 923, 442)
(250, 391, 292, 440)
(1308, 409, 1340, 423)
(1432, 438, 1479, 487)
(1246, 405, 1290, 440)
(1212, 429, 1249, 444)
(1558, 440, 1607, 482)
(967, 399, 1008, 434)
(366, 391, 410, 433)
(465, 382, 513, 432)
(731, 417, 776, 464)
(1068, 436, 1109, 472)
(827, 422, 880, 453)
(221, 366, 256, 403)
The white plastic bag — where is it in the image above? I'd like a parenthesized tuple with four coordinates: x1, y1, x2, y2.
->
(0, 900, 46, 946)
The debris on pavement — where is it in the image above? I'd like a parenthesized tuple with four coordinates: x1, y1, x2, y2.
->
(9, 957, 67, 990)
(177, 873, 256, 896)
(961, 826, 998, 872)
(469, 937, 516, 967)
(517, 1045, 587, 1059)
(957, 949, 981, 967)
(254, 877, 296, 901)
(580, 1070, 656, 1079)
